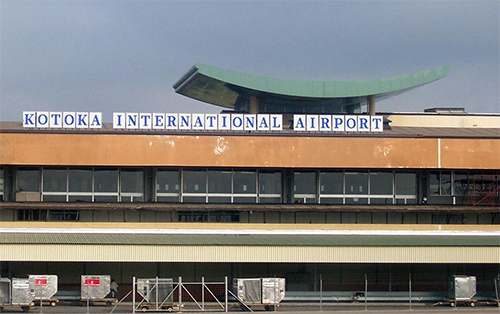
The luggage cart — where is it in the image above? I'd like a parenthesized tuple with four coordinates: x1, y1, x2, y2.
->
(0, 278, 33, 313)
(81, 275, 117, 306)
(136, 278, 178, 312)
(233, 278, 285, 311)
(434, 275, 477, 307)
(28, 275, 59, 307)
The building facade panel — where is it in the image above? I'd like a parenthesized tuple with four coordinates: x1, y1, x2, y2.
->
(1, 244, 498, 264)
(0, 133, 448, 168)
(441, 138, 500, 169)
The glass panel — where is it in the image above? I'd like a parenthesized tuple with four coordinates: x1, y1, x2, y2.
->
(0, 168, 4, 197)
(94, 169, 118, 192)
(395, 173, 417, 196)
(259, 171, 281, 195)
(370, 198, 393, 205)
(233, 197, 257, 203)
(178, 212, 207, 222)
(43, 195, 66, 202)
(157, 196, 180, 203)
(441, 172, 451, 195)
(16, 167, 40, 192)
(453, 172, 469, 196)
(69, 195, 92, 202)
(209, 211, 239, 222)
(69, 169, 92, 192)
(183, 170, 206, 193)
(319, 197, 343, 204)
(370, 172, 393, 195)
(482, 172, 498, 195)
(233, 171, 256, 194)
(345, 197, 368, 204)
(429, 171, 440, 196)
(345, 172, 368, 195)
(259, 197, 281, 204)
(157, 170, 180, 193)
(320, 172, 343, 194)
(94, 196, 118, 202)
(294, 172, 316, 195)
(121, 169, 143, 193)
(208, 196, 231, 203)
(43, 168, 67, 192)
(208, 170, 231, 193)
(182, 196, 206, 203)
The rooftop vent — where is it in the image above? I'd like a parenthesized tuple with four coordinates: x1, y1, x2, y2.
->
(424, 107, 466, 114)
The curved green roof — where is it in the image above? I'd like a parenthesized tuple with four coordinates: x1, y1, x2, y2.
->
(173, 63, 450, 110)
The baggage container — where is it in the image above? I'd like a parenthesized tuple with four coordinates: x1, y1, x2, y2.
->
(11, 278, 34, 306)
(451, 275, 476, 301)
(0, 278, 11, 306)
(233, 278, 285, 311)
(136, 278, 175, 311)
(29, 275, 58, 306)
(81, 275, 110, 300)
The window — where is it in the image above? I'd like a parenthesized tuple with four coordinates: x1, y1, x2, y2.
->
(369, 172, 393, 204)
(293, 171, 316, 203)
(429, 171, 451, 196)
(0, 168, 4, 201)
(183, 169, 206, 203)
(453, 172, 469, 196)
(233, 170, 257, 203)
(345, 172, 368, 204)
(16, 167, 40, 192)
(156, 169, 180, 202)
(259, 171, 282, 203)
(319, 171, 343, 204)
(207, 170, 232, 203)
(120, 169, 144, 202)
(395, 172, 417, 204)
(94, 168, 118, 202)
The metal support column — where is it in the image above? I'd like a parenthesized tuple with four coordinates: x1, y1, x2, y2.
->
(368, 95, 376, 115)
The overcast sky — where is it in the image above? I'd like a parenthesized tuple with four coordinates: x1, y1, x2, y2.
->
(1, 0, 499, 122)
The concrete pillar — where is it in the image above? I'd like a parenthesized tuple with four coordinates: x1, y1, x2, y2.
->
(368, 95, 376, 115)
(249, 95, 258, 114)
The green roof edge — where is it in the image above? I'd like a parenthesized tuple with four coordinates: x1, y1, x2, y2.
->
(189, 63, 450, 99)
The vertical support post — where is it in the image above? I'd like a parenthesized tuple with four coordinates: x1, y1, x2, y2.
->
(364, 274, 368, 311)
(224, 276, 228, 313)
(409, 273, 412, 310)
(86, 283, 90, 314)
(274, 275, 277, 312)
(132, 277, 136, 314)
(368, 95, 376, 115)
(250, 95, 258, 114)
(178, 276, 182, 310)
(39, 285, 43, 314)
(320, 274, 323, 312)
(156, 277, 159, 311)
(202, 276, 205, 310)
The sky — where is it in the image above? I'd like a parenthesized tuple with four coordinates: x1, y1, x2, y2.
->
(1, 0, 499, 122)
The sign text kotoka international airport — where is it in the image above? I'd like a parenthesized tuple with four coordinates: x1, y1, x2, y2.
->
(22, 112, 383, 132)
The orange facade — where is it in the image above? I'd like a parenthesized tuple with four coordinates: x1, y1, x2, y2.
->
(0, 132, 499, 169)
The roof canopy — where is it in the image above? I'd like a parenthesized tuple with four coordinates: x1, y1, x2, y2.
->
(173, 63, 450, 111)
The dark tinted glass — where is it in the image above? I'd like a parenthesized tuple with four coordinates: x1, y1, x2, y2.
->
(43, 168, 66, 192)
(320, 172, 343, 194)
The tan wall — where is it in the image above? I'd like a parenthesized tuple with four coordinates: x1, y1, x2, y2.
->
(0, 133, 499, 169)
(1, 244, 498, 264)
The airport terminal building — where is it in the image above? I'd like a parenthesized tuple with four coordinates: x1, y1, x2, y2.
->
(0, 63, 499, 299)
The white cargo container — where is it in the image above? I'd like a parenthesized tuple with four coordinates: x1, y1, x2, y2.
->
(233, 278, 285, 311)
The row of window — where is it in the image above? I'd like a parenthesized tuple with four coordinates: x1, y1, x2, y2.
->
(3, 167, 499, 205)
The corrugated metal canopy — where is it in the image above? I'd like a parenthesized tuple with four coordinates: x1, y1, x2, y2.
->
(173, 63, 450, 109)
(0, 233, 498, 247)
